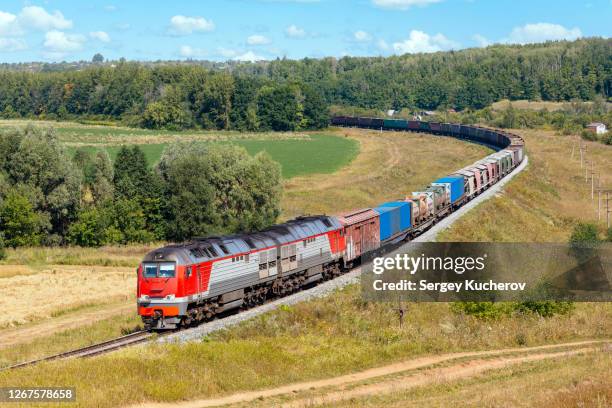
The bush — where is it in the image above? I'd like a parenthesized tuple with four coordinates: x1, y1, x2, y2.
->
(450, 302, 512, 319)
(452, 300, 575, 319)
(514, 301, 574, 317)
(601, 133, 612, 145)
(580, 129, 598, 141)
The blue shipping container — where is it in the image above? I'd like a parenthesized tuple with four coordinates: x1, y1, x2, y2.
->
(374, 201, 412, 241)
(433, 176, 465, 204)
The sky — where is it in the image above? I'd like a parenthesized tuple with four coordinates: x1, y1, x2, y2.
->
(0, 0, 610, 63)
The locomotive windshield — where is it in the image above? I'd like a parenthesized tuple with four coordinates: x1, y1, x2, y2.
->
(142, 262, 176, 278)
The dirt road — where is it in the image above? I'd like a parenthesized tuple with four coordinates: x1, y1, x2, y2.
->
(129, 339, 608, 408)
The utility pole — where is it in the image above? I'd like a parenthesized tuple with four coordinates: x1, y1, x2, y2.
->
(590, 166, 596, 199)
(584, 160, 589, 182)
(607, 191, 611, 229)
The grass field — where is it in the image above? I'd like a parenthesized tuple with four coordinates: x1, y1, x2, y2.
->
(309, 351, 611, 408)
(1, 126, 610, 407)
(0, 127, 485, 362)
(0, 120, 359, 179)
(0, 284, 608, 407)
(490, 99, 612, 112)
(439, 130, 612, 242)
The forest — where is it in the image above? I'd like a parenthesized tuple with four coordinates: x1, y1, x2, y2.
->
(0, 126, 283, 251)
(0, 38, 610, 131)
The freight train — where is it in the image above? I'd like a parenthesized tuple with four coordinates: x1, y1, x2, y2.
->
(137, 116, 525, 330)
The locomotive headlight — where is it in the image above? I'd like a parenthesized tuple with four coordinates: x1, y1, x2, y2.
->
(165, 294, 175, 300)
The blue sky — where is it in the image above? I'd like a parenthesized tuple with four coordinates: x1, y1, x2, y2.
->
(0, 0, 610, 62)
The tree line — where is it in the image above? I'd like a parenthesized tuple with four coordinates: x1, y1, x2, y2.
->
(0, 39, 610, 130)
(0, 126, 282, 251)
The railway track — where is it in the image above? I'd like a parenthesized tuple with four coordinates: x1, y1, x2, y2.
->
(3, 330, 153, 370)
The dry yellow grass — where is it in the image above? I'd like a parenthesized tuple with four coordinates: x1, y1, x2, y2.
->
(490, 99, 612, 112)
(0, 265, 135, 328)
(310, 350, 612, 408)
(282, 128, 491, 219)
(440, 130, 612, 242)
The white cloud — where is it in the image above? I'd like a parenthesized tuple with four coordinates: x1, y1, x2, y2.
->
(0, 11, 19, 36)
(473, 34, 490, 47)
(377, 39, 390, 51)
(372, 0, 441, 10)
(169, 15, 215, 35)
(104, 5, 117, 12)
(19, 6, 72, 31)
(0, 37, 27, 51)
(392, 30, 458, 54)
(353, 30, 372, 42)
(505, 23, 581, 44)
(247, 34, 271, 45)
(179, 45, 207, 58)
(233, 50, 265, 62)
(44, 30, 85, 53)
(285, 24, 305, 38)
(90, 31, 110, 43)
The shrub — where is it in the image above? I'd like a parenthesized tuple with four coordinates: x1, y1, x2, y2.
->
(450, 302, 512, 319)
(580, 129, 597, 141)
(514, 301, 574, 317)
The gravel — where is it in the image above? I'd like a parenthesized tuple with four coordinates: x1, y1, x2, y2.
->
(159, 155, 529, 344)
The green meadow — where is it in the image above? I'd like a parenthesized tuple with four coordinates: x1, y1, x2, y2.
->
(0, 120, 359, 179)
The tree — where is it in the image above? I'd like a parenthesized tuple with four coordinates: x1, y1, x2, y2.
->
(193, 73, 234, 129)
(113, 146, 153, 200)
(256, 85, 302, 131)
(141, 85, 191, 130)
(92, 53, 104, 63)
(92, 151, 114, 203)
(158, 142, 282, 240)
(302, 86, 330, 129)
(0, 189, 49, 247)
(1, 126, 81, 237)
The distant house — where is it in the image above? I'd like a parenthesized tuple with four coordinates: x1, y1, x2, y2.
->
(386, 109, 395, 117)
(586, 122, 607, 134)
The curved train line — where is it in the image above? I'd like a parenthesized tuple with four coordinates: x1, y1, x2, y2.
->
(5, 118, 525, 369)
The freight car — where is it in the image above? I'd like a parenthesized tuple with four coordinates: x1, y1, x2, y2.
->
(138, 117, 524, 330)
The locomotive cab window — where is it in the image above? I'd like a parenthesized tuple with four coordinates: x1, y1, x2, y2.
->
(158, 263, 176, 278)
(143, 263, 157, 278)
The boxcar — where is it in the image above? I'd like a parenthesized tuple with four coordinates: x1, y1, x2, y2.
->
(371, 118, 384, 128)
(358, 117, 373, 128)
(419, 121, 431, 132)
(430, 122, 441, 133)
(336, 208, 380, 263)
(383, 119, 407, 130)
(408, 120, 420, 130)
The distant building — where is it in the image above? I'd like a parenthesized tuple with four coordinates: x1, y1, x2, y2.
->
(386, 109, 395, 117)
(586, 122, 607, 134)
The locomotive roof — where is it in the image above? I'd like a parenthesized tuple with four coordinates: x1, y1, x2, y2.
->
(142, 215, 341, 264)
